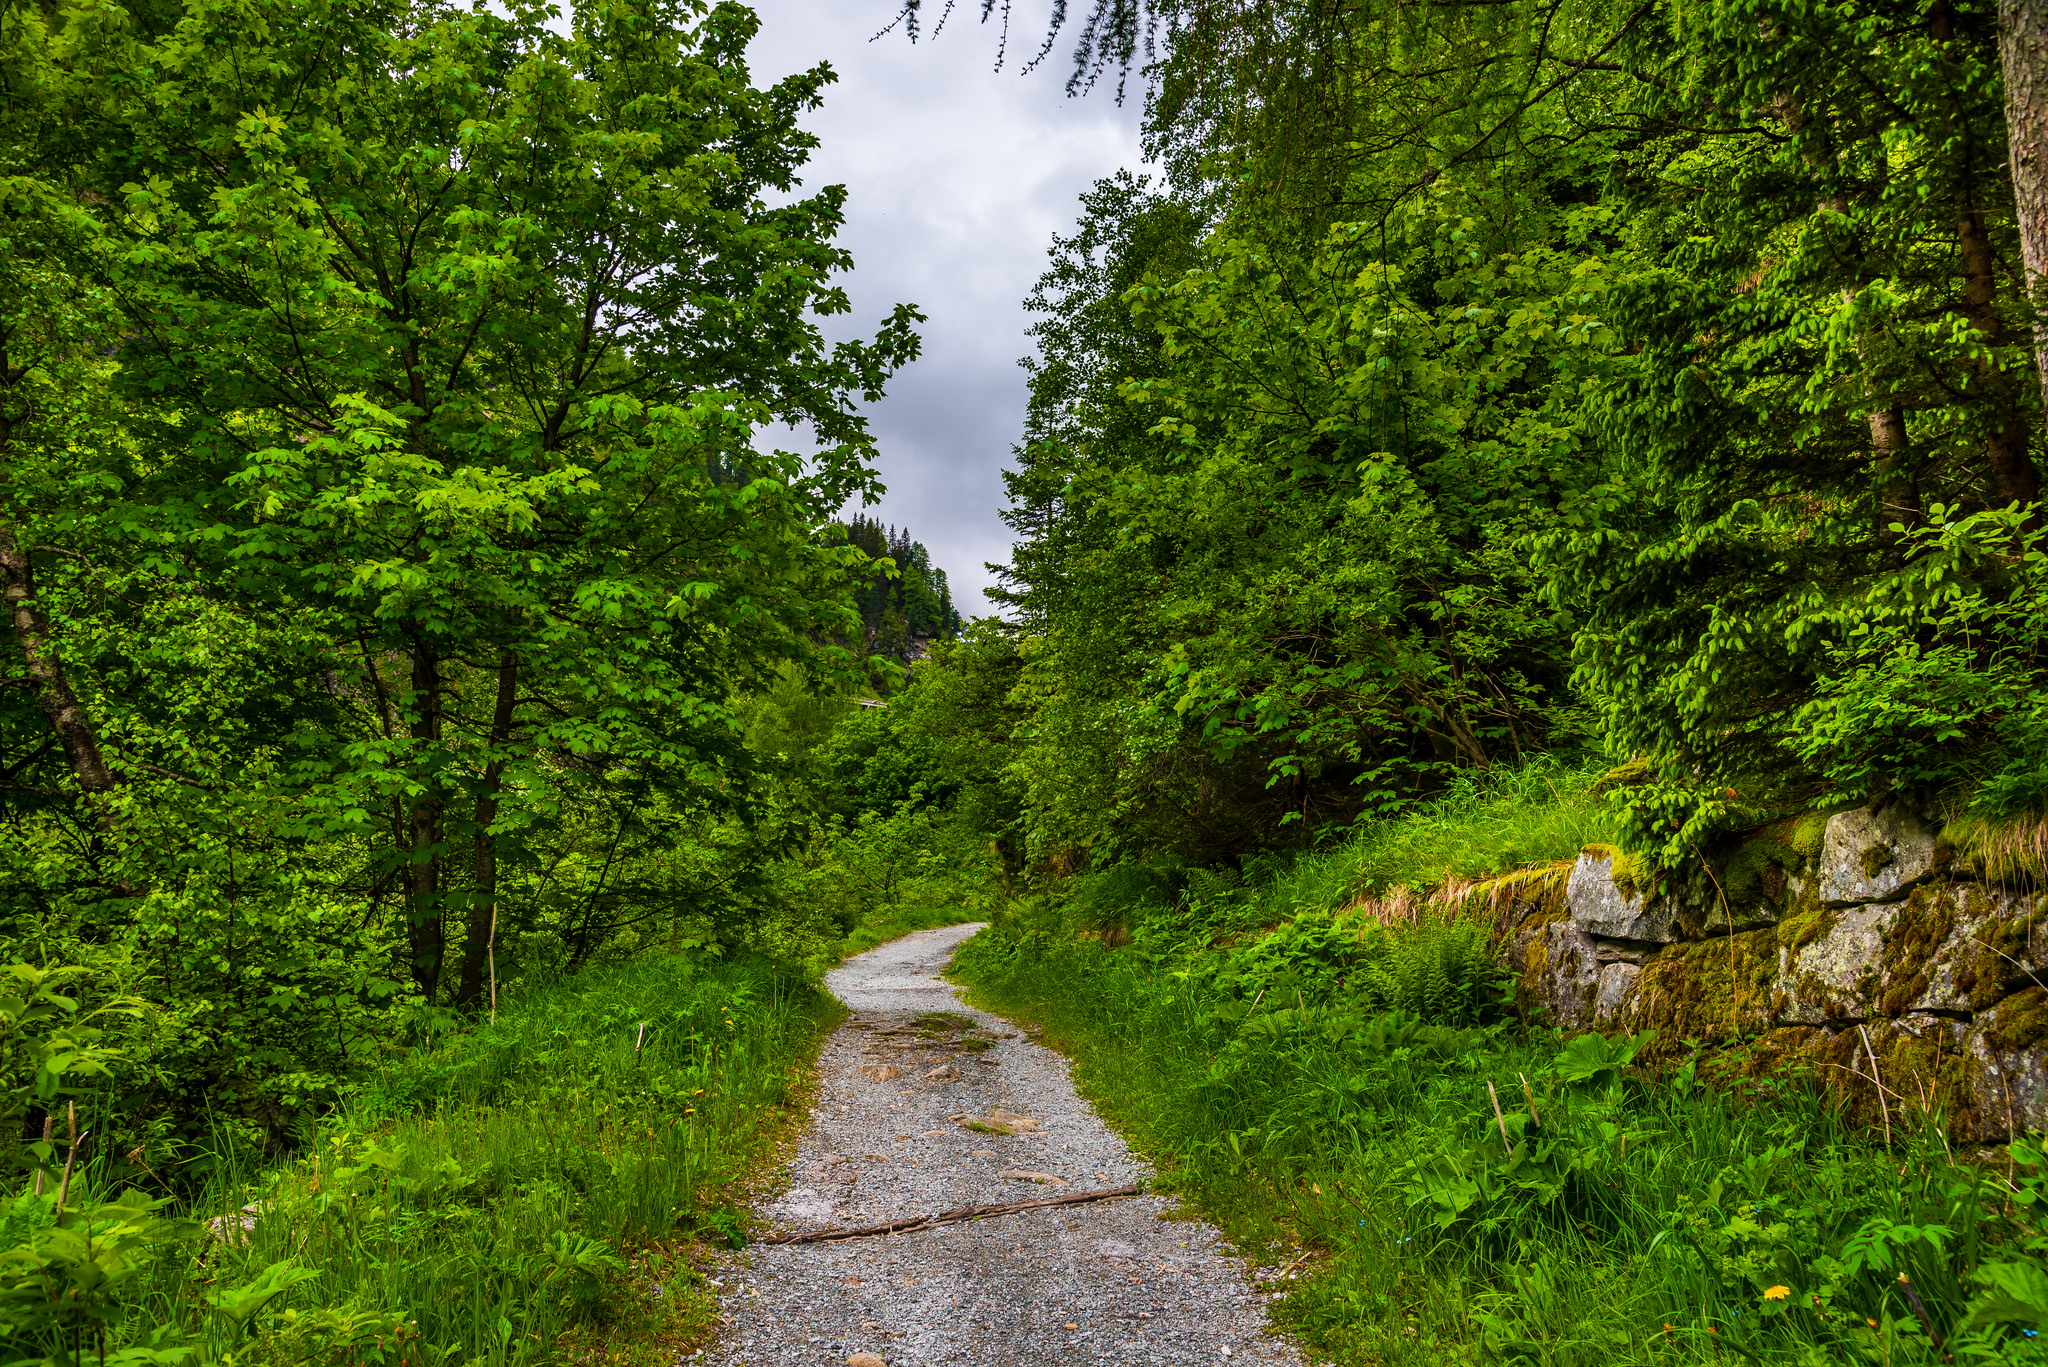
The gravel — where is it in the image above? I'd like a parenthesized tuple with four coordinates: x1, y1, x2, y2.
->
(699, 923, 1304, 1367)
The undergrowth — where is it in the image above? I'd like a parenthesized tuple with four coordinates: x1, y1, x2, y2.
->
(1332, 755, 1619, 898)
(1063, 757, 1618, 948)
(4, 952, 835, 1366)
(953, 762, 2048, 1364)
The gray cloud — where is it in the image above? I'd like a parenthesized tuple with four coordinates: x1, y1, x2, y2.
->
(745, 3, 1143, 616)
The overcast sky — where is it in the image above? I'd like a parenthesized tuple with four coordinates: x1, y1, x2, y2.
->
(743, 3, 1146, 617)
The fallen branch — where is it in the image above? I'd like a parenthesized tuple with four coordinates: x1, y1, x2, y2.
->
(755, 1182, 1142, 1245)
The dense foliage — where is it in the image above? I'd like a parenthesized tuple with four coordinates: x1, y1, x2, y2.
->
(839, 515, 963, 664)
(969, 0, 2048, 870)
(0, 0, 929, 1151)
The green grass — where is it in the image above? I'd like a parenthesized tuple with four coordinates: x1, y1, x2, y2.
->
(1328, 755, 1620, 897)
(955, 913, 2048, 1365)
(840, 901, 988, 956)
(11, 951, 836, 1367)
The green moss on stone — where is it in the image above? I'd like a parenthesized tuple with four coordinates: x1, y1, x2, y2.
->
(1792, 812, 1833, 860)
(1581, 842, 1653, 900)
(1630, 927, 1778, 1056)
(1988, 986, 2048, 1053)
(1876, 884, 1960, 1018)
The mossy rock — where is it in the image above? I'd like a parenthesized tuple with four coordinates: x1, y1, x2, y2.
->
(1627, 927, 1779, 1054)
(1590, 757, 1652, 797)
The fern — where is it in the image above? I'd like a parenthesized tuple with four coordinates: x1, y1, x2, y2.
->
(1353, 918, 1502, 1025)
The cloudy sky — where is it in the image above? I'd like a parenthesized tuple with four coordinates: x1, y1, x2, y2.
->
(743, 3, 1147, 617)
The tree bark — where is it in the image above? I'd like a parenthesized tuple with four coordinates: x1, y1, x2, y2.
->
(1870, 407, 1921, 549)
(406, 637, 445, 1000)
(1959, 200, 2041, 513)
(0, 526, 117, 797)
(456, 653, 517, 1011)
(2002, 0, 2048, 407)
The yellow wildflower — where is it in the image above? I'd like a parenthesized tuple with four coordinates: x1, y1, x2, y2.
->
(1763, 1286, 1790, 1301)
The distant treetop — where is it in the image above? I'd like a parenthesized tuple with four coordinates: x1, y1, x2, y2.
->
(841, 515, 964, 664)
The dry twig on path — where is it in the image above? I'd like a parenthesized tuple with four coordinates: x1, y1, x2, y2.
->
(756, 1183, 1143, 1245)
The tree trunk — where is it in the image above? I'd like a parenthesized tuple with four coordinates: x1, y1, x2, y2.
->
(0, 526, 117, 797)
(1959, 201, 2042, 513)
(2002, 0, 2048, 407)
(406, 637, 444, 1000)
(456, 653, 518, 1011)
(1869, 407, 1921, 550)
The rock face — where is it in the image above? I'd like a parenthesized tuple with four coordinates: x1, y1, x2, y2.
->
(1819, 803, 1936, 906)
(1567, 850, 1686, 943)
(1504, 802, 2048, 1141)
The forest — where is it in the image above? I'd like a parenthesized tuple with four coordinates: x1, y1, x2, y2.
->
(6, 0, 2048, 1361)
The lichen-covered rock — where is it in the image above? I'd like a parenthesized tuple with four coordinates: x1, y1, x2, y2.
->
(1519, 919, 1601, 1030)
(1595, 962, 1642, 1020)
(1773, 904, 1892, 1024)
(1967, 991, 2048, 1140)
(1820, 804, 1936, 907)
(1703, 896, 1785, 935)
(1568, 849, 1684, 943)
(1875, 884, 2046, 1016)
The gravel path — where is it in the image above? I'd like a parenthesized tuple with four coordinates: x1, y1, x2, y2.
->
(700, 923, 1304, 1367)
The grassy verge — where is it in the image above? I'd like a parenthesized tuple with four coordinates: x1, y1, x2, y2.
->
(951, 767, 2048, 1367)
(16, 951, 836, 1366)
(841, 902, 988, 957)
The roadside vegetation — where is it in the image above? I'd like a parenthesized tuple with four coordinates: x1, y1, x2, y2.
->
(6, 952, 834, 1366)
(951, 769, 2048, 1366)
(13, 0, 2048, 1359)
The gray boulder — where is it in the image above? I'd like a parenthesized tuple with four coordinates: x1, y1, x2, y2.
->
(1568, 849, 1685, 943)
(1820, 804, 1935, 907)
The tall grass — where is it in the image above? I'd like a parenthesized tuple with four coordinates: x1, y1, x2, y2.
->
(15, 952, 835, 1366)
(956, 920, 2045, 1365)
(1065, 757, 1615, 950)
(951, 760, 2046, 1365)
(1331, 754, 1619, 896)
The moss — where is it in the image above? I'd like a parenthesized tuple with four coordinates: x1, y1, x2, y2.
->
(1629, 927, 1778, 1055)
(1860, 843, 1896, 879)
(1775, 882, 1836, 952)
(1580, 842, 1653, 900)
(1964, 889, 2047, 1011)
(1791, 812, 1834, 861)
(1717, 823, 1806, 926)
(1590, 757, 1652, 796)
(1987, 986, 2048, 1053)
(1875, 884, 1961, 1018)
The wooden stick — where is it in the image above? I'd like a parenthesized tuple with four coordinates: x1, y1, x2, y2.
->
(488, 900, 499, 1025)
(1858, 1024, 1893, 1150)
(33, 1114, 52, 1188)
(1487, 1080, 1511, 1149)
(757, 1183, 1142, 1245)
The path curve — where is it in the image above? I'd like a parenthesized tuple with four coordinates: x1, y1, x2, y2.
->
(704, 923, 1304, 1366)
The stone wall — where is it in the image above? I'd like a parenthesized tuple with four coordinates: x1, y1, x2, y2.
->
(1498, 801, 2048, 1141)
